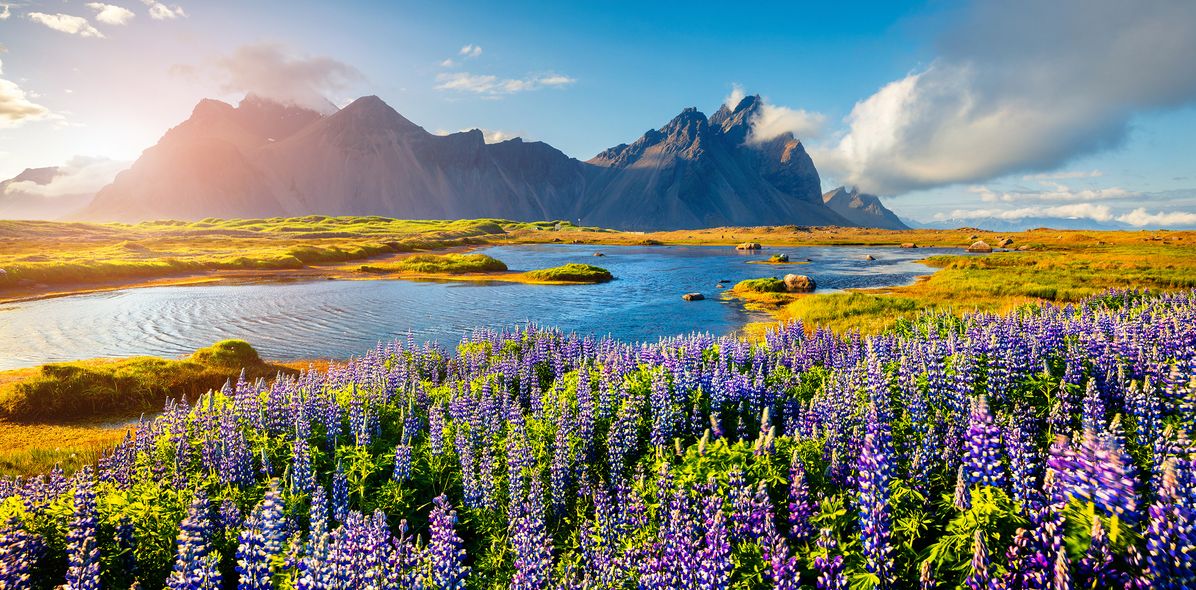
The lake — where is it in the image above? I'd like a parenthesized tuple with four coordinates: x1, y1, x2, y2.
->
(0, 244, 958, 369)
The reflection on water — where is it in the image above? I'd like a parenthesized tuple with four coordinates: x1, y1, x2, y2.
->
(0, 244, 956, 369)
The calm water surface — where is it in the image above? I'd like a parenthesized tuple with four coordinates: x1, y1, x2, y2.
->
(0, 244, 958, 369)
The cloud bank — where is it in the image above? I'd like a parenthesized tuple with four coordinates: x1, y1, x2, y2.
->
(211, 44, 362, 113)
(818, 0, 1196, 196)
(435, 72, 575, 97)
(0, 58, 53, 127)
(3, 156, 128, 197)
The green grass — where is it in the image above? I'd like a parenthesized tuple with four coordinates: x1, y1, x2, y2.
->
(359, 253, 508, 275)
(525, 263, 613, 283)
(0, 340, 292, 421)
(734, 277, 788, 293)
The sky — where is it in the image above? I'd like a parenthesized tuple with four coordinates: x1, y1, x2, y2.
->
(1, 0, 1195, 226)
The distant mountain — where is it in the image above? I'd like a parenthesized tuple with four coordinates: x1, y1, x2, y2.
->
(914, 216, 1134, 232)
(821, 186, 908, 230)
(81, 94, 858, 229)
(0, 167, 93, 220)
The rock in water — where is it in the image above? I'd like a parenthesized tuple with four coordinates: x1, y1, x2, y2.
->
(783, 274, 816, 292)
(682, 292, 705, 301)
(901, 243, 918, 249)
(864, 254, 876, 261)
(968, 241, 993, 253)
(593, 252, 605, 257)
(736, 242, 762, 250)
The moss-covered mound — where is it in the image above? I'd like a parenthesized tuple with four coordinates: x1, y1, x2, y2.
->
(734, 277, 788, 293)
(359, 253, 508, 275)
(0, 340, 292, 421)
(526, 263, 613, 283)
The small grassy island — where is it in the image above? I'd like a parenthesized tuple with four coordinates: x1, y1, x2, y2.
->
(358, 253, 508, 274)
(525, 263, 613, 283)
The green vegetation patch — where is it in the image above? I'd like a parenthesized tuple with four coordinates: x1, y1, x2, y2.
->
(359, 253, 508, 275)
(526, 263, 613, 283)
(734, 277, 788, 293)
(0, 340, 291, 421)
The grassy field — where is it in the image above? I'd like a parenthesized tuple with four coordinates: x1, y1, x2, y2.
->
(0, 217, 603, 298)
(4, 216, 1195, 329)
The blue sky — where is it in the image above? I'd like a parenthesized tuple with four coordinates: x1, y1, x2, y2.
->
(1, 0, 1195, 226)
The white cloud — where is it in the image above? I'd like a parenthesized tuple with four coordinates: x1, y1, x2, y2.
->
(0, 58, 54, 127)
(458, 44, 482, 59)
(209, 44, 362, 113)
(747, 103, 825, 143)
(439, 58, 457, 68)
(435, 71, 576, 97)
(724, 83, 745, 109)
(970, 182, 1134, 203)
(818, 0, 1196, 196)
(86, 3, 135, 25)
(141, 0, 184, 20)
(1117, 208, 1196, 227)
(0, 5, 9, 20)
(3, 156, 128, 197)
(936, 203, 1115, 222)
(27, 12, 105, 38)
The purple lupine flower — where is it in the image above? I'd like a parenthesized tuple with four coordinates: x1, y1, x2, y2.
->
(235, 483, 287, 590)
(963, 396, 1005, 490)
(788, 452, 815, 543)
(393, 443, 412, 482)
(510, 475, 552, 590)
(696, 492, 731, 590)
(814, 528, 846, 590)
(292, 436, 313, 495)
(66, 469, 101, 590)
(421, 495, 468, 590)
(332, 461, 349, 525)
(857, 404, 895, 588)
(1144, 458, 1196, 584)
(168, 492, 222, 590)
(964, 530, 988, 590)
(0, 515, 41, 590)
(1047, 431, 1139, 524)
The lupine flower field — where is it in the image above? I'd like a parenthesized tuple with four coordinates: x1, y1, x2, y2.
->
(2, 289, 1196, 589)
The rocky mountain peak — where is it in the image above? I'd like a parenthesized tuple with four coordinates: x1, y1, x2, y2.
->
(821, 186, 909, 230)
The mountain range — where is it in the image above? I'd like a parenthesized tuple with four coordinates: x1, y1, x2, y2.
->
(61, 94, 907, 230)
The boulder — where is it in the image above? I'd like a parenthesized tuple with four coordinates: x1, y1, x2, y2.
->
(967, 241, 993, 253)
(783, 274, 816, 292)
(997, 238, 1014, 248)
(682, 292, 705, 301)
(864, 254, 876, 261)
(900, 243, 918, 249)
(771, 253, 789, 262)
(736, 242, 762, 250)
(593, 252, 605, 257)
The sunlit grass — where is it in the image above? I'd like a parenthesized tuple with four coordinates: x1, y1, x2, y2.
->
(359, 253, 508, 275)
(524, 263, 613, 283)
(0, 340, 290, 421)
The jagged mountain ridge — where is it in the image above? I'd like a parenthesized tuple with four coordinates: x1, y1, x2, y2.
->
(82, 94, 886, 230)
(821, 186, 909, 230)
